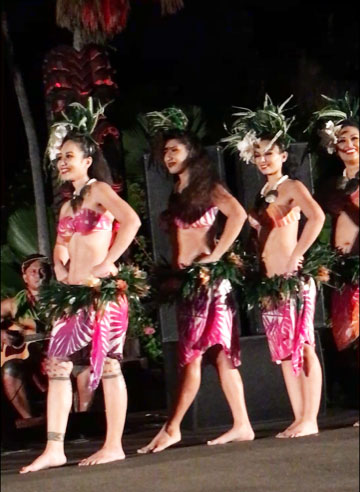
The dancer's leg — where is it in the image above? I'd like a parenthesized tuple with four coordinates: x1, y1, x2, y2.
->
(138, 355, 202, 454)
(2, 361, 32, 419)
(79, 358, 127, 465)
(76, 367, 94, 412)
(289, 344, 322, 437)
(276, 360, 304, 437)
(20, 358, 73, 473)
(207, 348, 254, 445)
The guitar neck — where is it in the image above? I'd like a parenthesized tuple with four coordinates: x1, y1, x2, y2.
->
(23, 333, 49, 343)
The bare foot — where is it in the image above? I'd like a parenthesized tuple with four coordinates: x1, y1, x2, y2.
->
(276, 420, 301, 439)
(137, 425, 181, 454)
(20, 450, 67, 474)
(353, 421, 359, 427)
(207, 425, 255, 446)
(78, 446, 125, 466)
(287, 420, 319, 438)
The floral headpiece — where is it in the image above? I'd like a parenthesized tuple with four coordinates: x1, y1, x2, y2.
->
(46, 97, 112, 163)
(222, 94, 295, 164)
(140, 107, 189, 137)
(139, 105, 207, 141)
(305, 93, 359, 154)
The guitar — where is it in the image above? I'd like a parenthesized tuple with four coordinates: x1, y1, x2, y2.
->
(1, 327, 49, 367)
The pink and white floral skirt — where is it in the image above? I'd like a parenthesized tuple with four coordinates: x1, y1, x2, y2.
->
(177, 279, 241, 368)
(47, 296, 128, 390)
(261, 278, 316, 376)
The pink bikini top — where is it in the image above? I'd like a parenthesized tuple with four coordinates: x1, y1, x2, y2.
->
(248, 203, 301, 232)
(58, 208, 119, 239)
(174, 206, 219, 229)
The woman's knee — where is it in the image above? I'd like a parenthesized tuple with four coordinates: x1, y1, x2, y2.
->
(46, 357, 73, 379)
(102, 357, 121, 379)
(183, 355, 202, 377)
(303, 344, 319, 369)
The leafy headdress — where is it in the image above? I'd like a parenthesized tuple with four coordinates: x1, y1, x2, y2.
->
(138, 106, 206, 140)
(222, 94, 295, 164)
(140, 107, 189, 136)
(46, 97, 111, 164)
(305, 92, 359, 154)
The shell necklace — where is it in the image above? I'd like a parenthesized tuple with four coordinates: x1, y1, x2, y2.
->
(260, 175, 289, 203)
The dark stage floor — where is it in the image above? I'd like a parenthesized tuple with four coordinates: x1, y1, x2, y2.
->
(1, 410, 359, 492)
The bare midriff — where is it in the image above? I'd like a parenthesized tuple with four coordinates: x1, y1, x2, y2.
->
(260, 221, 299, 277)
(334, 211, 359, 254)
(175, 227, 216, 268)
(67, 229, 113, 284)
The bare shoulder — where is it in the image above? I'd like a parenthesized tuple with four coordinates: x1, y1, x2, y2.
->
(212, 183, 232, 202)
(284, 179, 309, 196)
(90, 181, 116, 199)
(59, 200, 72, 217)
(91, 181, 112, 192)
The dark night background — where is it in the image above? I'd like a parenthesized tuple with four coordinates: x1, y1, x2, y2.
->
(1, 0, 359, 236)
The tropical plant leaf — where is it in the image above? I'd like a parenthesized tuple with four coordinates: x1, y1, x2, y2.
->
(6, 207, 56, 260)
(0, 263, 24, 298)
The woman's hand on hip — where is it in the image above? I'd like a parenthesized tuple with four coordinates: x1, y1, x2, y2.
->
(92, 260, 117, 278)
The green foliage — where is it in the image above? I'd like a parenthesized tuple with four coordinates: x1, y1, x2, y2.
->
(139, 327, 163, 364)
(121, 126, 150, 178)
(140, 107, 189, 136)
(127, 182, 148, 217)
(222, 94, 295, 152)
(332, 252, 359, 289)
(1, 207, 56, 298)
(305, 92, 359, 134)
(243, 242, 338, 310)
(6, 207, 56, 260)
(153, 243, 248, 304)
(38, 264, 150, 336)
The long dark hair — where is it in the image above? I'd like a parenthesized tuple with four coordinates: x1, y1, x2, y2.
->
(153, 130, 223, 223)
(61, 131, 113, 210)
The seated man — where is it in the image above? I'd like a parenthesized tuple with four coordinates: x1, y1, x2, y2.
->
(1, 254, 51, 427)
(2, 255, 96, 430)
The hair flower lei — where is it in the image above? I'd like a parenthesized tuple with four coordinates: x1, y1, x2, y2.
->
(318, 120, 343, 154)
(235, 130, 261, 164)
(222, 94, 295, 164)
(306, 92, 359, 153)
(45, 97, 112, 165)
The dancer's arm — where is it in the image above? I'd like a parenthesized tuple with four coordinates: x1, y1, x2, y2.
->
(199, 185, 247, 263)
(91, 182, 141, 277)
(54, 204, 70, 283)
(286, 180, 325, 273)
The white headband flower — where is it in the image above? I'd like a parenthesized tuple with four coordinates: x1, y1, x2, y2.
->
(318, 120, 342, 154)
(236, 130, 261, 164)
(47, 124, 69, 161)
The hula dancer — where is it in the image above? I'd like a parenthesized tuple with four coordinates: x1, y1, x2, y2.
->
(309, 93, 359, 426)
(138, 108, 254, 454)
(225, 95, 325, 438)
(21, 102, 141, 473)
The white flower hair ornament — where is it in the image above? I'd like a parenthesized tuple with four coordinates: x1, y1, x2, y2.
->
(318, 120, 343, 155)
(47, 124, 69, 162)
(305, 92, 359, 152)
(235, 131, 261, 164)
(45, 97, 111, 166)
(222, 94, 295, 164)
